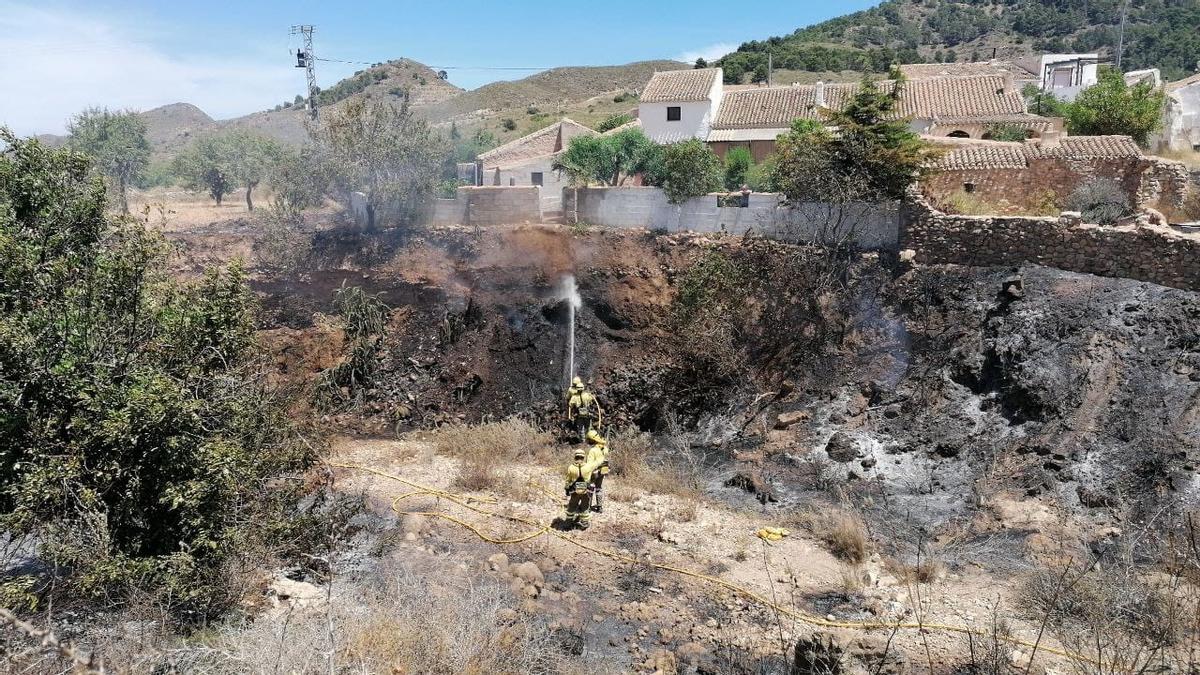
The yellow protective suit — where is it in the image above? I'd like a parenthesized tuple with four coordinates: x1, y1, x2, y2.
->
(585, 430, 610, 513)
(565, 379, 602, 439)
(562, 450, 603, 529)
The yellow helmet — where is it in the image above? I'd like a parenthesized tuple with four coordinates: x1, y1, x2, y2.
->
(572, 376, 584, 388)
(586, 429, 605, 445)
(573, 448, 586, 460)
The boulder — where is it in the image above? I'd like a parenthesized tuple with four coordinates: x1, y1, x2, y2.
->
(793, 632, 846, 675)
(724, 471, 778, 504)
(512, 561, 544, 587)
(775, 410, 810, 430)
(825, 432, 861, 462)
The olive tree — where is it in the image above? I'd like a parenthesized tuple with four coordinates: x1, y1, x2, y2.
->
(173, 130, 284, 209)
(554, 127, 662, 187)
(67, 107, 150, 214)
(314, 98, 447, 230)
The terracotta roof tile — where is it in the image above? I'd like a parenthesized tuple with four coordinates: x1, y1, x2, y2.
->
(477, 118, 596, 168)
(641, 68, 720, 103)
(712, 75, 1026, 129)
(934, 143, 1030, 170)
(1026, 135, 1143, 159)
(930, 135, 1144, 170)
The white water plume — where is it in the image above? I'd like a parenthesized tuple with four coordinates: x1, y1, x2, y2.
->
(557, 275, 582, 387)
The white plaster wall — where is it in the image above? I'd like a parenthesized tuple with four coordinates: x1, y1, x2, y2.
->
(640, 73, 723, 144)
(640, 101, 713, 143)
(570, 187, 900, 249)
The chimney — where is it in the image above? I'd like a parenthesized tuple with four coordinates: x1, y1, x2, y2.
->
(815, 81, 826, 108)
(1039, 130, 1063, 149)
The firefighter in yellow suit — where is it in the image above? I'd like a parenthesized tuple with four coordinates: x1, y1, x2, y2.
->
(585, 429, 610, 513)
(562, 447, 603, 530)
(565, 376, 602, 441)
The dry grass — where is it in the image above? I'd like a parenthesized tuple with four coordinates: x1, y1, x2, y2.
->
(429, 418, 555, 491)
(885, 556, 946, 584)
(940, 189, 1059, 217)
(608, 426, 703, 503)
(840, 563, 866, 595)
(1155, 148, 1200, 169)
(196, 557, 570, 674)
(795, 509, 871, 564)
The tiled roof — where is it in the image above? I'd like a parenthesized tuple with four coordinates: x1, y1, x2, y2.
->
(930, 135, 1144, 170)
(477, 118, 596, 168)
(707, 127, 790, 142)
(641, 68, 720, 103)
(900, 60, 1038, 80)
(935, 113, 1056, 130)
(1025, 135, 1142, 159)
(712, 75, 1026, 129)
(1167, 72, 1200, 92)
(934, 143, 1030, 170)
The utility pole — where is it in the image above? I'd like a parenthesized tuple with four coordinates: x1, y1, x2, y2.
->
(767, 52, 772, 87)
(291, 24, 318, 121)
(1115, 0, 1129, 71)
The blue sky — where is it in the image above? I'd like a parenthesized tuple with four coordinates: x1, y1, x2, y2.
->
(1, 0, 878, 135)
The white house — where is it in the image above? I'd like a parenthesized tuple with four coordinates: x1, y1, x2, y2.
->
(1158, 73, 1200, 152)
(639, 67, 1058, 160)
(1032, 53, 1100, 102)
(639, 67, 723, 143)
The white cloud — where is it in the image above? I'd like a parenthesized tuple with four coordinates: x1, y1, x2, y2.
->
(674, 42, 736, 65)
(0, 3, 301, 135)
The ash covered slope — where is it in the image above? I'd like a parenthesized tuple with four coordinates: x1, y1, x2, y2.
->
(255, 227, 1199, 535)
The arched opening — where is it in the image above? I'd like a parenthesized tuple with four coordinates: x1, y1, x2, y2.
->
(947, 130, 971, 139)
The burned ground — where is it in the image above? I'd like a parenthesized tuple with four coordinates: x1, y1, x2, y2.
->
(251, 224, 1200, 557)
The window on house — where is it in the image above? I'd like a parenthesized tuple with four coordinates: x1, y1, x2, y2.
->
(1051, 67, 1073, 88)
(667, 106, 681, 121)
(531, 172, 544, 186)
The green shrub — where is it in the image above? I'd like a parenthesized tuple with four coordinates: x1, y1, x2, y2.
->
(661, 139, 722, 204)
(0, 132, 326, 620)
(501, 118, 517, 131)
(596, 113, 633, 133)
(723, 146, 753, 191)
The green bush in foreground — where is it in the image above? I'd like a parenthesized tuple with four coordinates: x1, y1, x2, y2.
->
(0, 131, 325, 621)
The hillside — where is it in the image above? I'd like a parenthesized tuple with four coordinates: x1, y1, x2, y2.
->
(56, 59, 681, 161)
(719, 0, 1200, 82)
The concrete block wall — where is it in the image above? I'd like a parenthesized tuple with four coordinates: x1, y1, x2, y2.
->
(569, 187, 900, 249)
(426, 186, 542, 226)
(461, 186, 542, 226)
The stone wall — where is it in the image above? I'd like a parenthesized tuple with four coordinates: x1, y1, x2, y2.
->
(903, 198, 1200, 291)
(923, 155, 1189, 216)
(427, 186, 542, 226)
(569, 187, 900, 249)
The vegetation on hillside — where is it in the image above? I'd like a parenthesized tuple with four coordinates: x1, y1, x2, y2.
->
(0, 132, 334, 620)
(721, 0, 1200, 82)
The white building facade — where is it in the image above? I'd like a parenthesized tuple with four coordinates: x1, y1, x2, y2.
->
(639, 68, 723, 144)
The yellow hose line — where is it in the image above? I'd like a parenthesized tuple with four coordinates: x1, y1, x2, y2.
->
(330, 461, 1107, 669)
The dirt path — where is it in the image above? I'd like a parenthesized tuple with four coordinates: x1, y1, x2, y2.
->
(329, 435, 1080, 673)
